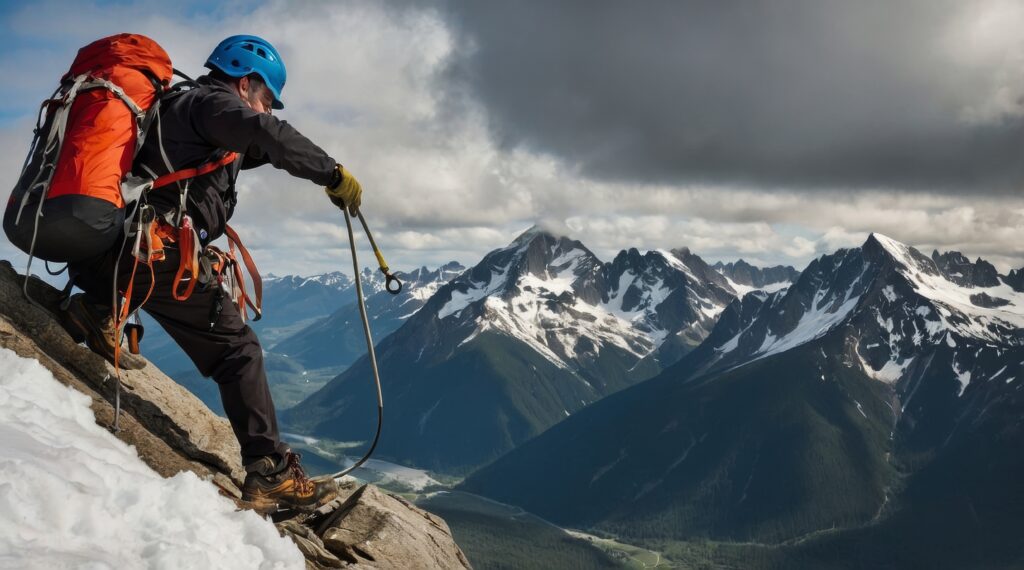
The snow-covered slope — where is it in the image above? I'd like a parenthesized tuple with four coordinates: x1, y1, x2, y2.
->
(0, 348, 302, 569)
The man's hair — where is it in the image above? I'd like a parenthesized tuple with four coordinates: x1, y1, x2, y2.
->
(209, 69, 268, 91)
(209, 69, 271, 110)
(244, 73, 268, 92)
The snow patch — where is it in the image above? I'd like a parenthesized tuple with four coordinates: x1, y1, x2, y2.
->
(757, 286, 862, 359)
(952, 357, 972, 397)
(882, 285, 897, 302)
(0, 348, 303, 569)
(856, 345, 913, 384)
(438, 261, 512, 319)
(855, 400, 868, 418)
(716, 273, 790, 300)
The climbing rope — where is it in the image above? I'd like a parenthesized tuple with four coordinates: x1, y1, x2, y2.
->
(329, 208, 400, 480)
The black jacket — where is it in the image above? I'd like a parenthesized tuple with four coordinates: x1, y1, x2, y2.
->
(136, 75, 337, 244)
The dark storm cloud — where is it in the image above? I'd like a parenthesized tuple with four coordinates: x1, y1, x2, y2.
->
(438, 0, 1024, 193)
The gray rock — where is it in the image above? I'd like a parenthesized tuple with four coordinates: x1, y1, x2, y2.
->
(316, 484, 472, 569)
(970, 292, 1011, 308)
(277, 519, 345, 569)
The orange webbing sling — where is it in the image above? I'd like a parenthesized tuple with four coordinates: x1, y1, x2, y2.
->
(224, 224, 263, 322)
(170, 215, 200, 301)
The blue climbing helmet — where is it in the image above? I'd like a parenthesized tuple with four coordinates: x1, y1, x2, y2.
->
(204, 34, 286, 110)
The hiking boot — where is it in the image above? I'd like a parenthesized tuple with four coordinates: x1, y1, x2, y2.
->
(60, 293, 146, 371)
(242, 452, 338, 513)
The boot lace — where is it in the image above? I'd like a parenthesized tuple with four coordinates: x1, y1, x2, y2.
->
(285, 452, 314, 494)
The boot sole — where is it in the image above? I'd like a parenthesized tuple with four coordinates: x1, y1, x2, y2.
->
(240, 488, 339, 515)
(239, 496, 322, 516)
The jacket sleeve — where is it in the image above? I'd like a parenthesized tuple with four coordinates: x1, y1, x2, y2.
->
(192, 90, 338, 186)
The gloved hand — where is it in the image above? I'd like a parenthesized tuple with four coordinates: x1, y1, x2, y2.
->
(324, 164, 362, 216)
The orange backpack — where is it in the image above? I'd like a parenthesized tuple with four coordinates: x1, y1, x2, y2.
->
(4, 33, 173, 263)
(4, 33, 262, 330)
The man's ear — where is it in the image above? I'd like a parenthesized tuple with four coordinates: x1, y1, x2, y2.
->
(237, 75, 250, 97)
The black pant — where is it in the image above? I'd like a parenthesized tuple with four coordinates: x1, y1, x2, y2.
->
(72, 243, 289, 467)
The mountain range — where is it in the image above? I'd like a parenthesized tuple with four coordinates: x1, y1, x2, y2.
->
(138, 264, 462, 410)
(460, 233, 1024, 568)
(271, 262, 466, 369)
(284, 226, 797, 474)
(140, 270, 355, 374)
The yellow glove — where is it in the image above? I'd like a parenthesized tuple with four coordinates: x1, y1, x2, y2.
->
(324, 165, 362, 215)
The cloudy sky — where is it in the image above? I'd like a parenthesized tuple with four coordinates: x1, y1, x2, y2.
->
(3, 0, 1024, 278)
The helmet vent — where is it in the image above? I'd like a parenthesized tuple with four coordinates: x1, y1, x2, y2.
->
(257, 48, 267, 58)
(231, 59, 240, 67)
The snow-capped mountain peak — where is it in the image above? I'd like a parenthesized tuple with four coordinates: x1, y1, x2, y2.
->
(438, 229, 602, 319)
(263, 270, 352, 291)
(694, 233, 1024, 397)
(866, 233, 1024, 344)
(401, 262, 467, 304)
(425, 229, 767, 376)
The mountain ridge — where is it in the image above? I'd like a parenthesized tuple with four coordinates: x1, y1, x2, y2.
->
(460, 232, 1024, 568)
(285, 226, 799, 474)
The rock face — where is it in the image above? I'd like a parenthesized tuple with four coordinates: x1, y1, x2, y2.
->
(0, 261, 470, 569)
(277, 482, 473, 570)
(931, 250, 1000, 288)
(712, 259, 800, 288)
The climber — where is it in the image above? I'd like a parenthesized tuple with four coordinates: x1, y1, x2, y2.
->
(60, 35, 361, 512)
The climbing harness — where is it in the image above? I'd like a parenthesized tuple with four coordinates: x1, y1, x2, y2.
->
(329, 209, 401, 480)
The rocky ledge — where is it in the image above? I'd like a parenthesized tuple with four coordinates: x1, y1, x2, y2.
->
(0, 261, 471, 570)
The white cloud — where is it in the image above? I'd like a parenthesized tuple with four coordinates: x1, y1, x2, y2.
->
(1, 0, 1023, 280)
(943, 0, 1024, 124)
